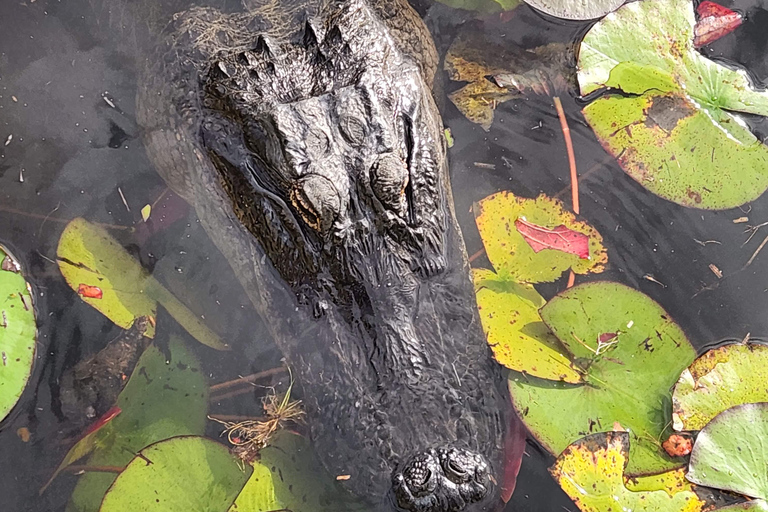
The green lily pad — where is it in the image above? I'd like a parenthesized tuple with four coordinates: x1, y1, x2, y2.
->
(578, 0, 768, 209)
(0, 245, 36, 422)
(524, 0, 624, 20)
(474, 192, 607, 284)
(100, 436, 250, 512)
(230, 431, 365, 512)
(509, 281, 695, 475)
(551, 432, 706, 512)
(715, 503, 768, 512)
(65, 336, 208, 512)
(672, 343, 768, 432)
(687, 403, 768, 503)
(57, 218, 227, 350)
(474, 268, 582, 383)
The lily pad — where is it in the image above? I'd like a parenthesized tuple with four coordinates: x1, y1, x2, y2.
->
(578, 0, 768, 209)
(687, 403, 768, 505)
(509, 281, 695, 475)
(0, 245, 35, 422)
(230, 431, 365, 512)
(65, 336, 208, 512)
(524, 0, 624, 20)
(57, 218, 227, 350)
(672, 342, 768, 432)
(474, 192, 607, 284)
(100, 436, 250, 512)
(551, 432, 706, 512)
(474, 268, 582, 382)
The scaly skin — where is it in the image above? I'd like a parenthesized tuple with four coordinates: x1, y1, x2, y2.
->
(122, 1, 512, 510)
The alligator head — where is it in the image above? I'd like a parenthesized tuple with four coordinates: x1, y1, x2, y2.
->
(172, 1, 510, 510)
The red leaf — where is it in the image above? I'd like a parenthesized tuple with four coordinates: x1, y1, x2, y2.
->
(694, 1, 743, 47)
(515, 218, 590, 259)
(598, 332, 618, 344)
(500, 412, 527, 503)
(82, 406, 122, 437)
(77, 284, 103, 299)
(662, 434, 692, 457)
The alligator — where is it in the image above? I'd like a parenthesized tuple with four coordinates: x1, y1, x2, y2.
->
(100, 0, 514, 510)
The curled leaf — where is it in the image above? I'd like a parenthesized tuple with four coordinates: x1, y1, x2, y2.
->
(694, 1, 742, 48)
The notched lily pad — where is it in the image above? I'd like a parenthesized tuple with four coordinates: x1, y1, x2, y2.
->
(509, 281, 695, 475)
(474, 192, 606, 284)
(100, 436, 250, 512)
(672, 342, 768, 432)
(552, 432, 706, 512)
(687, 403, 768, 508)
(0, 244, 36, 423)
(578, 0, 768, 210)
(474, 268, 582, 383)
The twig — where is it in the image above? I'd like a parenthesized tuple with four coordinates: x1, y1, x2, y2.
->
(553, 97, 579, 215)
(207, 414, 268, 422)
(0, 205, 132, 231)
(209, 367, 287, 393)
(468, 248, 485, 264)
(743, 234, 768, 269)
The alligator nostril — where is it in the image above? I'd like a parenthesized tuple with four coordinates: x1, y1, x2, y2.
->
(446, 459, 468, 480)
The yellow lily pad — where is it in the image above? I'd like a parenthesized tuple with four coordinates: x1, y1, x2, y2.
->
(551, 432, 706, 512)
(57, 218, 227, 350)
(474, 192, 607, 284)
(474, 268, 582, 382)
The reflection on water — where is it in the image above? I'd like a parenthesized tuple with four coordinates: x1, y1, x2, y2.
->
(1, 0, 768, 510)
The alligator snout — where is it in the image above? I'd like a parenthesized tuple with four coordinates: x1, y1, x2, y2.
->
(392, 447, 493, 512)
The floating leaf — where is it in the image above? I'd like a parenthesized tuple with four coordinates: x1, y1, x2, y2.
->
(100, 436, 250, 512)
(57, 218, 227, 350)
(230, 431, 365, 512)
(672, 343, 768, 432)
(509, 281, 695, 475)
(65, 336, 208, 512)
(77, 284, 103, 299)
(694, 1, 743, 48)
(551, 432, 706, 512)
(140, 204, 151, 222)
(687, 403, 768, 506)
(0, 244, 36, 423)
(474, 192, 606, 284)
(474, 269, 582, 382)
(523, 0, 624, 20)
(713, 503, 768, 512)
(578, 0, 768, 209)
(515, 218, 589, 258)
(445, 32, 571, 130)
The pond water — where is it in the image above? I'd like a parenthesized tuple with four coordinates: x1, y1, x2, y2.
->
(1, 0, 768, 510)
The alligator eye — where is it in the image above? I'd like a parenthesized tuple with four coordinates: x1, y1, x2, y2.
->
(370, 153, 409, 214)
(339, 114, 367, 146)
(290, 174, 340, 232)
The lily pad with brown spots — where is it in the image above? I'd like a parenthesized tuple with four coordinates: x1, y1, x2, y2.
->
(578, 0, 768, 209)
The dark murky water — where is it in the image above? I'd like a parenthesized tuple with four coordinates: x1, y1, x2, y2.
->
(1, 0, 768, 510)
